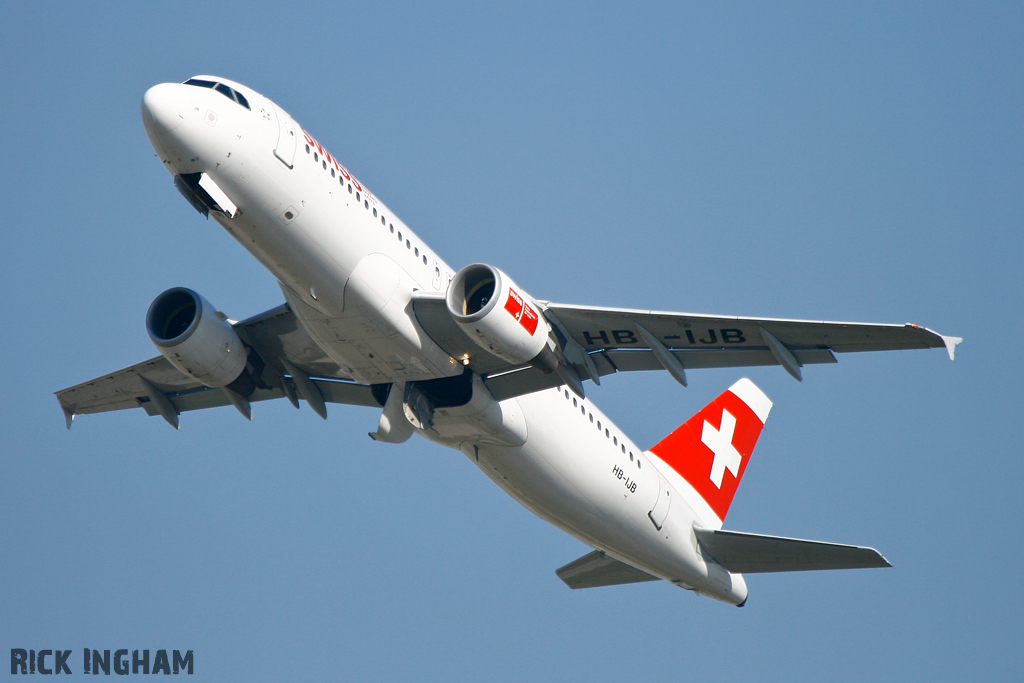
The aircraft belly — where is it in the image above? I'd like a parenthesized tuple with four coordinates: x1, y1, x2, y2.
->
(277, 256, 461, 384)
(205, 156, 346, 297)
(428, 375, 527, 447)
(456, 388, 722, 589)
(206, 141, 460, 384)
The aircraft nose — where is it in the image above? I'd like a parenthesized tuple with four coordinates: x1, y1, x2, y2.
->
(141, 83, 188, 135)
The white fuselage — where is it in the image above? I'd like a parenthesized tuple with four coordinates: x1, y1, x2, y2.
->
(142, 78, 746, 604)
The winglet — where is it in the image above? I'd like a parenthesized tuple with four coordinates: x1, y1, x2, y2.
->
(914, 325, 962, 361)
(940, 334, 962, 361)
(61, 405, 75, 430)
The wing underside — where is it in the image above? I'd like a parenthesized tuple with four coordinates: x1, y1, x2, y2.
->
(56, 304, 378, 427)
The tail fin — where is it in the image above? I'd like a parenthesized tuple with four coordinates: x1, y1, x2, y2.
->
(648, 378, 772, 526)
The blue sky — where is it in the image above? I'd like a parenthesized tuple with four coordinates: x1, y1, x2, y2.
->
(2, 2, 1021, 680)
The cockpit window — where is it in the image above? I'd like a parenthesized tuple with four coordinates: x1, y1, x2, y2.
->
(183, 78, 251, 111)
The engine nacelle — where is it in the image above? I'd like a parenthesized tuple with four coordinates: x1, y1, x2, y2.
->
(446, 264, 556, 370)
(146, 287, 247, 388)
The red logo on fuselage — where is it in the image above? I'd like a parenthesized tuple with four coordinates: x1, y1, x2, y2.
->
(302, 127, 367, 195)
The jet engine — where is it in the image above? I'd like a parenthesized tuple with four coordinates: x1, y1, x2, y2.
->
(446, 264, 558, 372)
(146, 287, 248, 388)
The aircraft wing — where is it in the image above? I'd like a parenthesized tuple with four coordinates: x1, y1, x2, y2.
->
(412, 294, 961, 400)
(545, 302, 961, 368)
(56, 304, 378, 428)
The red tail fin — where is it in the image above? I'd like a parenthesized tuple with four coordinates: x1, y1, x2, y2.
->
(648, 378, 772, 523)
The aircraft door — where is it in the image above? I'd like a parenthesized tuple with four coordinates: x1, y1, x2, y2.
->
(432, 260, 443, 290)
(273, 105, 297, 169)
(648, 474, 672, 530)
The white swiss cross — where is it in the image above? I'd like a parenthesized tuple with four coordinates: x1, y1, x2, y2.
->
(702, 409, 742, 489)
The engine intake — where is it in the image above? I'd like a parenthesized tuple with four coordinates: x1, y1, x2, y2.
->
(446, 264, 557, 371)
(146, 287, 247, 388)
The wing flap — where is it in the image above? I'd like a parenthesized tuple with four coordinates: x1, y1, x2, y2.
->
(136, 378, 378, 417)
(482, 348, 837, 402)
(604, 347, 838, 372)
(694, 528, 891, 573)
(556, 550, 661, 589)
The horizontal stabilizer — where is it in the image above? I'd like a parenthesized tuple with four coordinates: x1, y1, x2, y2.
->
(694, 528, 891, 573)
(556, 550, 661, 589)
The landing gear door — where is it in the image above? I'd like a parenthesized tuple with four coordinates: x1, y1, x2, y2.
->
(273, 105, 297, 169)
(648, 474, 672, 531)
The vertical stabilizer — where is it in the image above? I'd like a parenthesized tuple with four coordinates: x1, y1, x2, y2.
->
(647, 378, 771, 526)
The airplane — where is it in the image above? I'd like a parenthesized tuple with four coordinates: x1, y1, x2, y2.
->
(56, 76, 961, 606)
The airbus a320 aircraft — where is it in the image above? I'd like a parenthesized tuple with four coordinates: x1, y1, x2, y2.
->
(57, 76, 961, 606)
